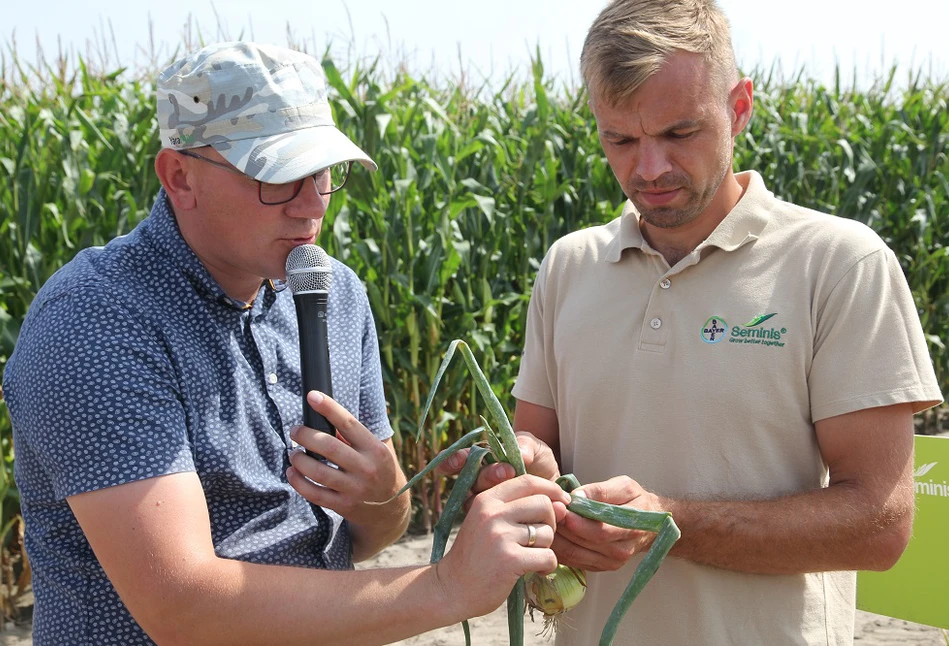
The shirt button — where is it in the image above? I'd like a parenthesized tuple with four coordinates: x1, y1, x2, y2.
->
(268, 373, 278, 384)
(650, 318, 662, 329)
(659, 278, 671, 289)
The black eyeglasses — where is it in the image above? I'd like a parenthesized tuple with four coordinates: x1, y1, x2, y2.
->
(178, 149, 352, 205)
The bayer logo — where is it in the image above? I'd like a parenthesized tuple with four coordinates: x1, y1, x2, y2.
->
(701, 317, 728, 344)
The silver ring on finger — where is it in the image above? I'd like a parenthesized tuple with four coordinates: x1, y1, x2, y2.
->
(526, 523, 537, 547)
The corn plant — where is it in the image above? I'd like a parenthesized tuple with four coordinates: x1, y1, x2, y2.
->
(388, 339, 681, 646)
(2, 36, 948, 624)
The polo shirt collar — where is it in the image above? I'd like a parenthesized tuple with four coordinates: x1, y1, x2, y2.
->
(604, 201, 651, 262)
(701, 171, 771, 252)
(605, 170, 772, 263)
(141, 188, 273, 311)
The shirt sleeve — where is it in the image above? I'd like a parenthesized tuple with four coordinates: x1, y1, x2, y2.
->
(512, 253, 557, 409)
(809, 247, 943, 421)
(7, 290, 195, 499)
(357, 288, 394, 442)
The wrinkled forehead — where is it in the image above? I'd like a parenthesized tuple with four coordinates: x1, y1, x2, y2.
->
(591, 54, 722, 134)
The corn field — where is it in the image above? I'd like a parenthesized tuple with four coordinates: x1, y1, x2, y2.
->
(0, 48, 947, 621)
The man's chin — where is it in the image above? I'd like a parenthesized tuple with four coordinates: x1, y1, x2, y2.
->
(636, 206, 692, 230)
(633, 192, 709, 230)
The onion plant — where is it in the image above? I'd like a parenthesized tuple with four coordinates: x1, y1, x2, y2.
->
(388, 340, 681, 646)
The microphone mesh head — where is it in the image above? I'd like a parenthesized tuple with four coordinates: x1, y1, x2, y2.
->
(285, 244, 333, 293)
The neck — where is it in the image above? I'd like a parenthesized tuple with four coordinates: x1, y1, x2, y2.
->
(206, 267, 263, 306)
(176, 222, 264, 305)
(641, 171, 746, 267)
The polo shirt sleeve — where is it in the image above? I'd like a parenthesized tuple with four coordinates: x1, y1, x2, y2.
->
(513, 253, 557, 410)
(10, 290, 195, 500)
(809, 246, 943, 422)
(356, 289, 393, 442)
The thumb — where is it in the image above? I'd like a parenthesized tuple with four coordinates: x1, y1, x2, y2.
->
(571, 476, 638, 505)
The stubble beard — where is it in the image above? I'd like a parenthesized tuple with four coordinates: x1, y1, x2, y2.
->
(631, 179, 707, 230)
(629, 149, 733, 230)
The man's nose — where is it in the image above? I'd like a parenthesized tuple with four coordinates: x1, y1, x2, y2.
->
(635, 139, 673, 183)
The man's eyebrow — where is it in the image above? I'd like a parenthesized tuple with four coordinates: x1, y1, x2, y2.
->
(600, 119, 702, 139)
(658, 119, 702, 134)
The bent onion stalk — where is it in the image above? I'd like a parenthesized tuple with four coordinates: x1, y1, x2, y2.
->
(386, 340, 681, 646)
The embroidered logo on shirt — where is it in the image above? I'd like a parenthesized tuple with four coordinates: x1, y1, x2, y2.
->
(701, 317, 728, 343)
(728, 313, 787, 348)
(702, 314, 789, 348)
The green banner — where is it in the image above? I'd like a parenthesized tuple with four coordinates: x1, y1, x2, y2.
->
(857, 435, 949, 629)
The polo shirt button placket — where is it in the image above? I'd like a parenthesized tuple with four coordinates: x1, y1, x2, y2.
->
(650, 318, 662, 329)
(659, 278, 671, 289)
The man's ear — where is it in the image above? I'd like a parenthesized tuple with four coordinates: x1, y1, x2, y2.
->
(729, 77, 754, 137)
(155, 149, 197, 211)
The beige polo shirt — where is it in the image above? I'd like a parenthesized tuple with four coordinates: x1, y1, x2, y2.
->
(513, 171, 942, 646)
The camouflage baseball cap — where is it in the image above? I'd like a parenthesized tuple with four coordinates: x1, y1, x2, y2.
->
(156, 41, 377, 183)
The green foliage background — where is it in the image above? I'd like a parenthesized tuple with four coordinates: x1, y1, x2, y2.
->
(0, 52, 946, 612)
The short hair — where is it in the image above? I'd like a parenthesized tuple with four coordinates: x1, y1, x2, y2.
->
(580, 0, 738, 106)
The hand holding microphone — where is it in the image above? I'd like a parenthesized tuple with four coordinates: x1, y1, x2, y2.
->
(286, 244, 335, 459)
(284, 245, 412, 542)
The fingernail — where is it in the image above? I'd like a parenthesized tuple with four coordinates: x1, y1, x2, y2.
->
(572, 488, 587, 498)
(289, 425, 300, 439)
(308, 390, 325, 405)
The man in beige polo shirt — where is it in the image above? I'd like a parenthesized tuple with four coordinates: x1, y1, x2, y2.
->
(508, 1, 944, 644)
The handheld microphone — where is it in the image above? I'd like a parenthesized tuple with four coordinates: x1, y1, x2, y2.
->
(285, 244, 335, 458)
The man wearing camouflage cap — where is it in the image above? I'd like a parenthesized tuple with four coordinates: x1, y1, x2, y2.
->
(3, 41, 570, 644)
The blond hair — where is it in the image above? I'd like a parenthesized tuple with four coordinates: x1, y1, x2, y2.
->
(581, 0, 738, 106)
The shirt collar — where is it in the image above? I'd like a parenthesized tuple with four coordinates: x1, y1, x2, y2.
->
(605, 201, 650, 262)
(605, 170, 773, 263)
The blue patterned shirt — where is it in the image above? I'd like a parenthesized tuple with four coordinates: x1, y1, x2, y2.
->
(3, 190, 392, 644)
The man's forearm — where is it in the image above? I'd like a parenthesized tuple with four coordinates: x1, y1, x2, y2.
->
(661, 478, 913, 574)
(145, 558, 461, 646)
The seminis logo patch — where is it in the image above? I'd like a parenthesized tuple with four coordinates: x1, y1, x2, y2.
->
(701, 313, 789, 349)
(729, 313, 787, 348)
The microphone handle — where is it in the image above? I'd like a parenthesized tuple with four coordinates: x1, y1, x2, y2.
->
(294, 293, 336, 459)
